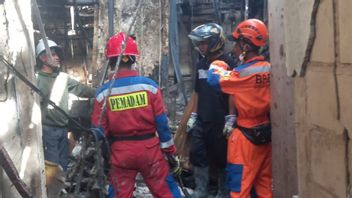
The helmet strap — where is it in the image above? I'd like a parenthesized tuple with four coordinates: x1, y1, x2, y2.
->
(122, 56, 129, 63)
(238, 41, 248, 64)
(40, 58, 61, 73)
(40, 62, 60, 73)
(194, 47, 206, 57)
(238, 39, 257, 63)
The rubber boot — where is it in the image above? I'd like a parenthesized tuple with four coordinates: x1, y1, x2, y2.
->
(215, 170, 228, 198)
(192, 166, 209, 198)
(45, 160, 65, 198)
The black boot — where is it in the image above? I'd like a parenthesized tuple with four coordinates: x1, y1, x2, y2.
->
(215, 170, 228, 198)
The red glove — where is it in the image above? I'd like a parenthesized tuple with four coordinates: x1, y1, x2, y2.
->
(162, 145, 176, 155)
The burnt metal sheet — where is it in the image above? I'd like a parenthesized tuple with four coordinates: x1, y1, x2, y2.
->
(66, 0, 98, 6)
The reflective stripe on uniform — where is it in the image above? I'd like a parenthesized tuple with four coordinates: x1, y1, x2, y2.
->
(239, 65, 271, 78)
(160, 139, 174, 148)
(48, 72, 68, 109)
(96, 84, 158, 103)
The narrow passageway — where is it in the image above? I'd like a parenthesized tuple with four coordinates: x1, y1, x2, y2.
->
(3, 0, 352, 197)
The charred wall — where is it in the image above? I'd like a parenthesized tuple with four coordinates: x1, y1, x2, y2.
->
(0, 0, 46, 198)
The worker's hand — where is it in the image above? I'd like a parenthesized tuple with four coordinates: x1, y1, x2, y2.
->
(162, 145, 176, 155)
(186, 112, 198, 133)
(166, 154, 182, 177)
(90, 127, 105, 140)
(223, 114, 236, 138)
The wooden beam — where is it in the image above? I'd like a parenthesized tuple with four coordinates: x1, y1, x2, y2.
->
(268, 0, 298, 197)
(174, 94, 196, 170)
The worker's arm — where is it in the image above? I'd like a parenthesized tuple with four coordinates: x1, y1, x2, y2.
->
(151, 84, 176, 154)
(207, 60, 254, 95)
(67, 76, 96, 98)
(91, 87, 109, 136)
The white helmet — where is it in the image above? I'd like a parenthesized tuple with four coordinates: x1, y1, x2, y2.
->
(35, 39, 63, 58)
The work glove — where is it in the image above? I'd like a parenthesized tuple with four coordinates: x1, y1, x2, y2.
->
(223, 115, 236, 138)
(162, 145, 176, 155)
(186, 112, 198, 133)
(90, 127, 105, 140)
(166, 154, 182, 177)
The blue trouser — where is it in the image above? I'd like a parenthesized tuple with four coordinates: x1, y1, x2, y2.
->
(42, 125, 69, 171)
(167, 174, 182, 198)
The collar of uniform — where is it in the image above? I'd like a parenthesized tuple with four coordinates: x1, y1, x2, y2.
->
(115, 70, 139, 78)
(245, 55, 265, 63)
(37, 70, 59, 78)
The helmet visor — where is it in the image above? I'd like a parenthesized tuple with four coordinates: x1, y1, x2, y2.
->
(191, 39, 209, 47)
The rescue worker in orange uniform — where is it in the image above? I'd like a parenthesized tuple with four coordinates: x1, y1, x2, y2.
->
(91, 32, 181, 198)
(207, 19, 272, 198)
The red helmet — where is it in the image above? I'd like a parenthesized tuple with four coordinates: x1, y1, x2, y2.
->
(232, 19, 268, 47)
(105, 32, 139, 58)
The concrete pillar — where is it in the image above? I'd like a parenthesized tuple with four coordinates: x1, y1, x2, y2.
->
(268, 0, 298, 197)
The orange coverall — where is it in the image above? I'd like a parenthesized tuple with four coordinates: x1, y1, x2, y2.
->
(207, 56, 272, 198)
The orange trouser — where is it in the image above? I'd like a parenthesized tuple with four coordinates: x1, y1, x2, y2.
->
(227, 128, 272, 198)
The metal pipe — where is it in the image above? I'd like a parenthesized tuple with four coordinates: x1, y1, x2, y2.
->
(263, 0, 268, 22)
(32, 0, 54, 64)
(169, 0, 188, 104)
(245, 0, 249, 20)
(108, 0, 114, 37)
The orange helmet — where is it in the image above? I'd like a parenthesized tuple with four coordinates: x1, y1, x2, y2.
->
(105, 32, 139, 58)
(232, 19, 268, 47)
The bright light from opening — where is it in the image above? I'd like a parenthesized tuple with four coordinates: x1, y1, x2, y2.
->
(0, 99, 16, 137)
(19, 146, 31, 179)
(31, 101, 41, 126)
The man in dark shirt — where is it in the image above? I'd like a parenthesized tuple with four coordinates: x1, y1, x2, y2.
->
(187, 23, 236, 198)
